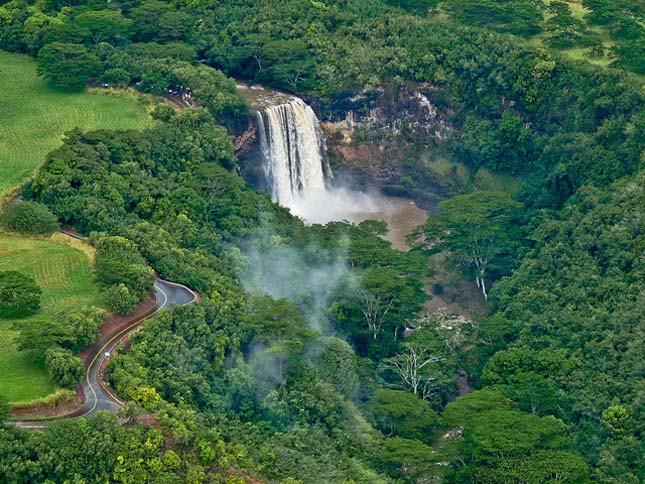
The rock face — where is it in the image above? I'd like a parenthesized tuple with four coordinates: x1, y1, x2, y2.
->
(235, 123, 256, 154)
(316, 83, 452, 146)
(316, 84, 454, 206)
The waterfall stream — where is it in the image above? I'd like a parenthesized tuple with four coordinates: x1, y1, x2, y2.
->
(256, 97, 330, 207)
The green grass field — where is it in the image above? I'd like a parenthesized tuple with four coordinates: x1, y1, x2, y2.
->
(0, 50, 151, 197)
(0, 232, 100, 403)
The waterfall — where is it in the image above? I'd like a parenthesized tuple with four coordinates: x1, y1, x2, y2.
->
(256, 97, 330, 207)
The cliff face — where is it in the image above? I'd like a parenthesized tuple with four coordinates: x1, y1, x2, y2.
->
(316, 84, 454, 206)
(316, 82, 452, 145)
(235, 82, 455, 206)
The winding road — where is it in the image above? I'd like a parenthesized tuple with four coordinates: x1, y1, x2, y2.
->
(12, 232, 197, 429)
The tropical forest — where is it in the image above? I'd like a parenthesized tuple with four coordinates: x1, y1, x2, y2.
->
(0, 0, 642, 483)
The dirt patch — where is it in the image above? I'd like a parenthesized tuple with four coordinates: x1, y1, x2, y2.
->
(161, 94, 194, 111)
(12, 387, 85, 418)
(457, 372, 473, 396)
(424, 293, 475, 320)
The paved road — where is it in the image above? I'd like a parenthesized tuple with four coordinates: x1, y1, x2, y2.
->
(12, 231, 197, 428)
(69, 278, 197, 417)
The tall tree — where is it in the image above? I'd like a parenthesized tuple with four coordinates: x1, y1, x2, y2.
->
(412, 191, 522, 299)
(73, 11, 133, 45)
(37, 42, 100, 91)
(0, 271, 42, 318)
(383, 344, 442, 399)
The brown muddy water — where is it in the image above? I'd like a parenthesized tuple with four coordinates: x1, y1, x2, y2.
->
(349, 195, 428, 251)
(291, 189, 428, 251)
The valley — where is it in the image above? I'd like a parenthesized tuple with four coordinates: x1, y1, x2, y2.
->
(0, 1, 642, 483)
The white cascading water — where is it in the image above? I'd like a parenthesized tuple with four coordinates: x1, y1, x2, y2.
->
(256, 97, 330, 208)
(254, 94, 403, 226)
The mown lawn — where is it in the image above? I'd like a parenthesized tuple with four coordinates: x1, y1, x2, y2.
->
(0, 50, 152, 197)
(0, 232, 100, 403)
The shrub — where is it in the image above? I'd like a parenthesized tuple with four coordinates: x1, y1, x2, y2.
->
(103, 283, 139, 315)
(67, 306, 106, 351)
(45, 347, 84, 388)
(94, 235, 154, 300)
(0, 271, 42, 318)
(0, 394, 9, 422)
(1, 201, 59, 235)
(151, 103, 176, 121)
(102, 67, 131, 88)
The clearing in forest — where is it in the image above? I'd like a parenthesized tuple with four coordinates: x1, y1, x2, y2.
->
(0, 50, 151, 197)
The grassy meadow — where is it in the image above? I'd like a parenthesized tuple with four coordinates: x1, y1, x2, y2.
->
(0, 232, 100, 403)
(0, 50, 152, 197)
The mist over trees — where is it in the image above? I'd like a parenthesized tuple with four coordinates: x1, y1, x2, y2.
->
(0, 0, 643, 482)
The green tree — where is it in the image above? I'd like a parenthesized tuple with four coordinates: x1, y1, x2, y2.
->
(368, 389, 438, 442)
(157, 11, 193, 42)
(45, 347, 84, 388)
(17, 320, 74, 355)
(0, 271, 42, 318)
(442, 390, 570, 464)
(103, 283, 139, 315)
(102, 67, 131, 87)
(475, 450, 591, 483)
(129, 1, 172, 42)
(1, 201, 59, 235)
(310, 336, 359, 399)
(37, 42, 100, 91)
(377, 437, 443, 481)
(67, 306, 106, 351)
(412, 191, 522, 299)
(0, 394, 10, 423)
(94, 235, 154, 302)
(73, 11, 133, 45)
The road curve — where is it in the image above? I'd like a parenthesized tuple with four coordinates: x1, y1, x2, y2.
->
(11, 231, 197, 429)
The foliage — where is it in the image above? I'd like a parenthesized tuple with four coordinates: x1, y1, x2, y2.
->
(0, 233, 100, 403)
(489, 175, 645, 482)
(102, 283, 140, 315)
(94, 235, 154, 313)
(0, 395, 9, 423)
(0, 271, 41, 318)
(0, 413, 185, 483)
(367, 388, 438, 442)
(44, 346, 83, 388)
(1, 200, 59, 235)
(66, 306, 106, 351)
(0, 0, 642, 481)
(0, 50, 150, 198)
(36, 42, 100, 90)
(412, 191, 523, 299)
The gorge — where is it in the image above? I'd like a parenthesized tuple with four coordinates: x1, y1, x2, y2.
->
(251, 91, 427, 248)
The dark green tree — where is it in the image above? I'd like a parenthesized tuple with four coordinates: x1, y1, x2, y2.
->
(44, 347, 84, 388)
(0, 271, 42, 318)
(1, 201, 59, 235)
(368, 389, 438, 442)
(36, 42, 100, 91)
(0, 394, 10, 423)
(73, 11, 133, 45)
(412, 191, 522, 299)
